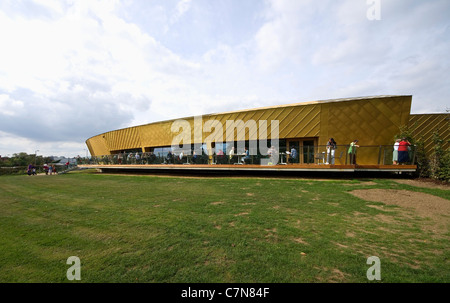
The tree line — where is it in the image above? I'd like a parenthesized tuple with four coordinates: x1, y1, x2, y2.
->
(0, 152, 60, 167)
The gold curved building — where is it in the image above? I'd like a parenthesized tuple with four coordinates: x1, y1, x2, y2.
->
(85, 95, 448, 166)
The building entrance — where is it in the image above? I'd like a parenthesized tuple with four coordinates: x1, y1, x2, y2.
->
(287, 138, 317, 164)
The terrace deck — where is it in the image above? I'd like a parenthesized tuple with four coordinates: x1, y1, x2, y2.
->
(80, 163, 417, 175)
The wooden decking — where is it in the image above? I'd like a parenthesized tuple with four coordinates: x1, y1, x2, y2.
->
(80, 163, 417, 174)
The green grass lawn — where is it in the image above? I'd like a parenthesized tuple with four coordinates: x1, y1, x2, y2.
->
(0, 169, 448, 283)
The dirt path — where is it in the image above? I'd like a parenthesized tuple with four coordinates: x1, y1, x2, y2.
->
(349, 189, 449, 235)
(391, 179, 449, 190)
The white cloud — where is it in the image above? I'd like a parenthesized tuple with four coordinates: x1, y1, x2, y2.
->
(0, 0, 449, 157)
(0, 1, 200, 127)
(0, 130, 86, 158)
(0, 94, 24, 116)
(171, 0, 192, 24)
(31, 0, 64, 15)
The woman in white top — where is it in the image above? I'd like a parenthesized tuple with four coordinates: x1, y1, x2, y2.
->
(393, 139, 401, 165)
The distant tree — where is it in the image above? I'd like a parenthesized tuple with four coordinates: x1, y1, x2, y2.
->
(0, 153, 55, 168)
(11, 152, 34, 166)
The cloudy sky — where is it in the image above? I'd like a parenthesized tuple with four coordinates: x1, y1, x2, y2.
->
(0, 0, 449, 157)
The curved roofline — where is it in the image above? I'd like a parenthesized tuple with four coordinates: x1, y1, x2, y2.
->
(410, 112, 449, 116)
(86, 95, 412, 141)
(207, 95, 412, 116)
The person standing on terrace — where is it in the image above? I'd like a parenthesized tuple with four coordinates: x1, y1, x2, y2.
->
(393, 139, 401, 165)
(326, 138, 337, 165)
(398, 138, 411, 164)
(228, 146, 235, 163)
(348, 140, 359, 165)
(290, 146, 297, 164)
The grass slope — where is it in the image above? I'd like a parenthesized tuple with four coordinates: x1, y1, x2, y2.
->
(0, 170, 448, 282)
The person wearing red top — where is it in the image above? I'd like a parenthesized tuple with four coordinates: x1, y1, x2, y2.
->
(398, 138, 411, 164)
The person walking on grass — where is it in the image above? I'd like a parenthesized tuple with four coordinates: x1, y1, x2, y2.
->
(27, 164, 34, 176)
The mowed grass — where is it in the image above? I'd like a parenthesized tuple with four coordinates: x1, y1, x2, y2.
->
(0, 169, 448, 283)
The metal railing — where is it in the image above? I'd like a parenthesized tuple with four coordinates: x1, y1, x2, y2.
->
(84, 145, 417, 166)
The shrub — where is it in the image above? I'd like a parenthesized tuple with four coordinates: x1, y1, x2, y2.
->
(429, 131, 449, 182)
(414, 139, 430, 178)
(437, 151, 450, 182)
(395, 126, 448, 182)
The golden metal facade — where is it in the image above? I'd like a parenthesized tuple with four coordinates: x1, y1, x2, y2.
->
(409, 113, 450, 154)
(86, 95, 416, 164)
